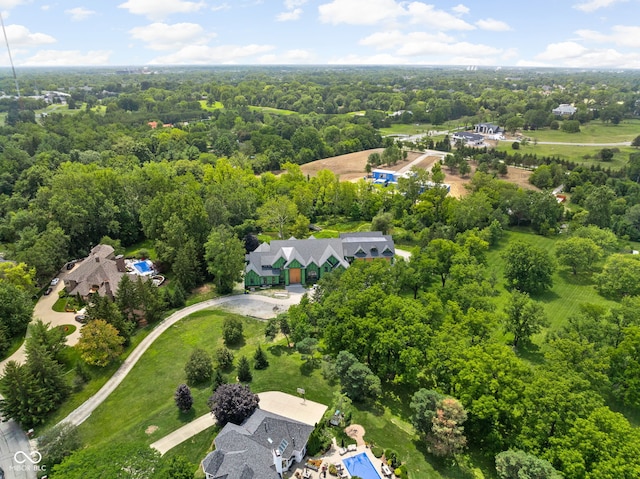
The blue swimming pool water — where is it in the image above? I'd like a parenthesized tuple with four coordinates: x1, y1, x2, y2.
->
(343, 452, 382, 479)
(133, 261, 152, 274)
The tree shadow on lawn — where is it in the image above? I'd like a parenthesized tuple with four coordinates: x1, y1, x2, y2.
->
(299, 358, 320, 376)
(412, 439, 476, 479)
(557, 269, 597, 286)
(177, 407, 197, 424)
(532, 288, 560, 304)
(267, 344, 294, 357)
(514, 341, 545, 365)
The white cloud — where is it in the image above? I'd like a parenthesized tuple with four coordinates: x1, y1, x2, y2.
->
(318, 0, 404, 25)
(285, 0, 307, 8)
(118, 0, 206, 21)
(148, 43, 275, 64)
(65, 7, 96, 21)
(318, 0, 474, 29)
(212, 3, 231, 11)
(19, 49, 112, 66)
(129, 23, 214, 51)
(276, 8, 302, 21)
(452, 4, 469, 15)
(405, 3, 475, 30)
(6, 24, 55, 46)
(41, 4, 50, 10)
(531, 40, 640, 68)
(329, 53, 411, 65)
(576, 25, 640, 48)
(359, 28, 503, 62)
(476, 18, 511, 31)
(573, 0, 626, 12)
(535, 41, 588, 61)
(360, 29, 453, 49)
(259, 48, 314, 63)
(0, 1, 29, 9)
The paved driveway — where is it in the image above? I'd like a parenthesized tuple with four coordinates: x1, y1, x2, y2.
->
(0, 269, 82, 374)
(0, 419, 36, 479)
(59, 292, 303, 427)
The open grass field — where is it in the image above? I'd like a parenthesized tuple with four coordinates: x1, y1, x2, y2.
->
(70, 306, 479, 479)
(249, 105, 297, 115)
(523, 119, 640, 144)
(198, 100, 224, 111)
(485, 228, 619, 336)
(494, 142, 634, 168)
(379, 123, 454, 136)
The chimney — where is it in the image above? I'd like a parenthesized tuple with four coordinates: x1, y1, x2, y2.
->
(104, 281, 112, 298)
(95, 257, 100, 263)
(115, 254, 126, 273)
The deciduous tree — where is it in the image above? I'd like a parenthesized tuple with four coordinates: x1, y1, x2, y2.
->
(77, 319, 124, 367)
(502, 241, 555, 294)
(185, 348, 213, 385)
(208, 383, 259, 426)
(503, 291, 548, 349)
(204, 225, 245, 294)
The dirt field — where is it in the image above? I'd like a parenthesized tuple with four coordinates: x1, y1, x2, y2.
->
(300, 149, 424, 181)
(444, 165, 535, 197)
(300, 149, 535, 197)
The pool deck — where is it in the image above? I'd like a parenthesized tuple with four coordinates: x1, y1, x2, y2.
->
(289, 442, 393, 479)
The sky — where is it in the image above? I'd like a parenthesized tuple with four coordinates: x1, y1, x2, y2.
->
(0, 0, 639, 68)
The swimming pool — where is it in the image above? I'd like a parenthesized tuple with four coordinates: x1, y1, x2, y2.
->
(133, 260, 153, 275)
(343, 452, 383, 479)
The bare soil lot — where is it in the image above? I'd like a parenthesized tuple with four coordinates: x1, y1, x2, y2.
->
(300, 149, 423, 181)
(300, 149, 535, 197)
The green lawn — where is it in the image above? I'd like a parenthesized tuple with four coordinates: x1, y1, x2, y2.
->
(67, 306, 478, 478)
(494, 142, 634, 168)
(249, 105, 297, 115)
(485, 229, 618, 335)
(523, 119, 640, 143)
(123, 239, 157, 260)
(380, 123, 435, 136)
(198, 100, 224, 111)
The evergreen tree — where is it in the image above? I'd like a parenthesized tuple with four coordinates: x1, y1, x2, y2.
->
(115, 274, 140, 322)
(212, 369, 226, 392)
(173, 239, 202, 292)
(174, 384, 193, 412)
(253, 344, 269, 370)
(237, 356, 252, 382)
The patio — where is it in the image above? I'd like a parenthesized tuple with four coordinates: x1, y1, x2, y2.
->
(289, 441, 393, 479)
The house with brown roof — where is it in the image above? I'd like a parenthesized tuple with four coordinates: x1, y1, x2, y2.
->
(63, 244, 128, 300)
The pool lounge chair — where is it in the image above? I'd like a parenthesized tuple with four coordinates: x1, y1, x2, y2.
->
(381, 463, 392, 477)
(347, 444, 357, 452)
(339, 447, 348, 455)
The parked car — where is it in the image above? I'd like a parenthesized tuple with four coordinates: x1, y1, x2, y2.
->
(44, 287, 53, 296)
(74, 314, 87, 324)
(50, 277, 60, 286)
(66, 261, 75, 270)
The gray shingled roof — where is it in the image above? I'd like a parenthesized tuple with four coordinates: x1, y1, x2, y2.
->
(64, 244, 127, 297)
(245, 233, 394, 278)
(202, 409, 314, 479)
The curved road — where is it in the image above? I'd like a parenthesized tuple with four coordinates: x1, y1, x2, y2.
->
(58, 292, 302, 427)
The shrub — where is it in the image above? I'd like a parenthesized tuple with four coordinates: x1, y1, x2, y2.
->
(371, 445, 384, 458)
(384, 449, 401, 469)
(174, 384, 193, 412)
(328, 464, 337, 476)
(511, 141, 520, 150)
(185, 349, 213, 385)
(394, 465, 408, 479)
